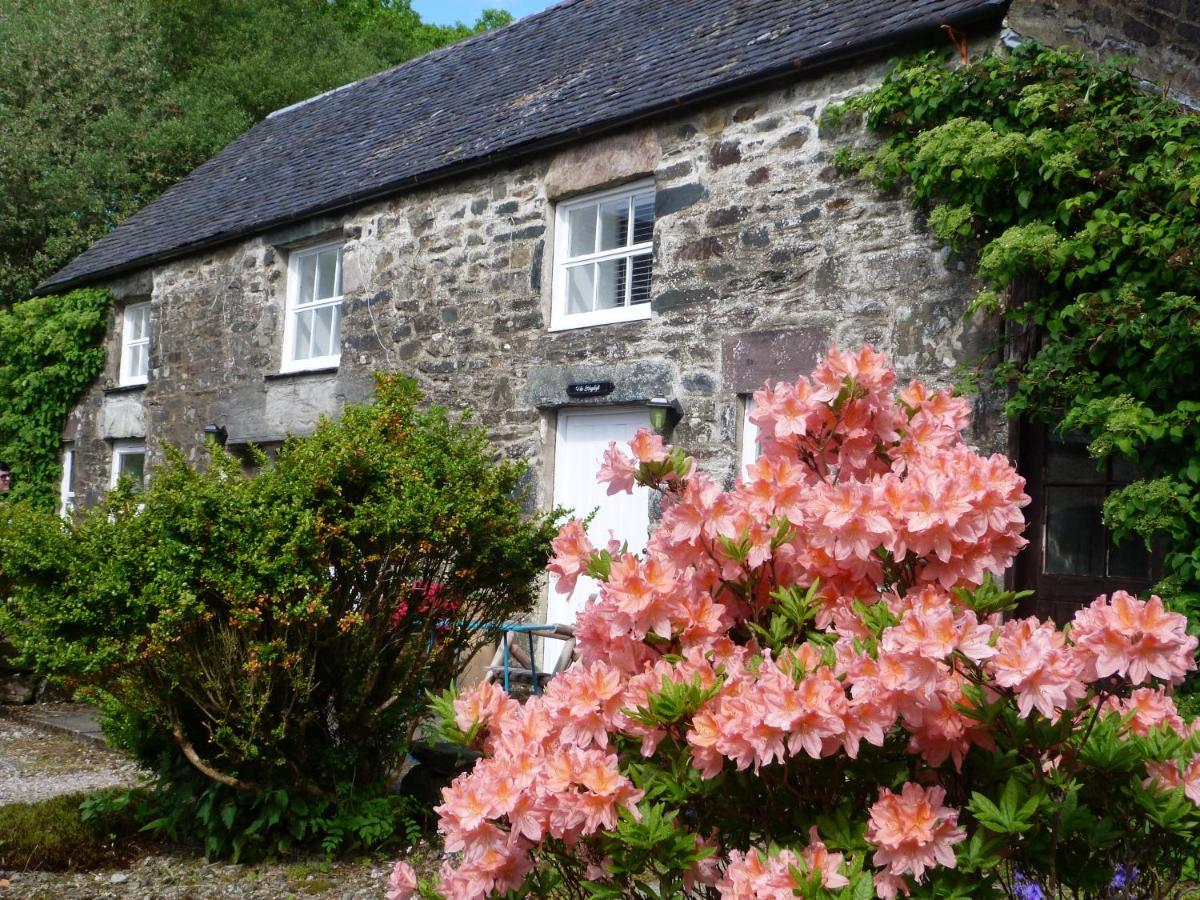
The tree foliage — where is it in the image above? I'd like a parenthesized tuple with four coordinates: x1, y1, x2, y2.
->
(828, 43, 1200, 625)
(0, 0, 512, 305)
(0, 288, 110, 509)
(0, 375, 559, 860)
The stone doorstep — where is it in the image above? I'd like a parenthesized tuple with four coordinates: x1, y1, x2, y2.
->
(0, 703, 108, 748)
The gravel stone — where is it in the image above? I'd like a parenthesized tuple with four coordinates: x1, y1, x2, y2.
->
(0, 714, 144, 805)
(3, 854, 396, 898)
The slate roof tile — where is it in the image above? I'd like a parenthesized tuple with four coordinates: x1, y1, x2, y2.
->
(38, 0, 1007, 294)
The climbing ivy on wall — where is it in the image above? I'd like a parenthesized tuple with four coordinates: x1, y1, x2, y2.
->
(827, 43, 1200, 615)
(0, 289, 109, 509)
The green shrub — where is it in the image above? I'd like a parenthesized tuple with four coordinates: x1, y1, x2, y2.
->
(828, 43, 1200, 622)
(0, 789, 148, 871)
(0, 375, 560, 859)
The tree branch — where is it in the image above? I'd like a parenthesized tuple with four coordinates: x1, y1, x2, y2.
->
(171, 726, 260, 794)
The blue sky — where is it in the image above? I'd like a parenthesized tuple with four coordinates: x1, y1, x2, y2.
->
(413, 0, 557, 26)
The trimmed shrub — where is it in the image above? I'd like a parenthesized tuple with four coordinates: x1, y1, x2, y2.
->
(0, 375, 559, 859)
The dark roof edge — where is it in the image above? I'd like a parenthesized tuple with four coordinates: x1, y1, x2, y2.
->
(34, 0, 1008, 297)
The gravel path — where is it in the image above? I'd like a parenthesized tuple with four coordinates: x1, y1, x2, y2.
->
(0, 713, 144, 805)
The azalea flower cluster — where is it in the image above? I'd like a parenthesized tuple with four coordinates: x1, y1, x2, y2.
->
(388, 347, 1199, 899)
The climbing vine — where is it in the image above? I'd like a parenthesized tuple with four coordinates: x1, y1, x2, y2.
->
(828, 43, 1200, 620)
(0, 289, 109, 509)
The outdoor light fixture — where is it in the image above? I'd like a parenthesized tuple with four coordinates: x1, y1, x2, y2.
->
(203, 422, 228, 446)
(646, 397, 682, 434)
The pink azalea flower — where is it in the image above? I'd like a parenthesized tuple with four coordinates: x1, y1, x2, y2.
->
(1145, 754, 1200, 805)
(800, 826, 850, 889)
(1071, 592, 1198, 685)
(989, 617, 1087, 719)
(386, 861, 418, 900)
(866, 783, 966, 882)
(874, 869, 912, 898)
(717, 847, 806, 899)
(596, 442, 639, 495)
(547, 519, 595, 595)
(628, 427, 669, 463)
(1107, 686, 1187, 736)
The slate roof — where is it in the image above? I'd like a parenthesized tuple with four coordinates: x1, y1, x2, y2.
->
(38, 0, 1008, 294)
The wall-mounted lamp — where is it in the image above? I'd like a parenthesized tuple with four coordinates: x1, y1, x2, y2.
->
(203, 422, 228, 446)
(646, 397, 682, 434)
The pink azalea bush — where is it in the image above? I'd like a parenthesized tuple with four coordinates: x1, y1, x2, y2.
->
(392, 347, 1200, 898)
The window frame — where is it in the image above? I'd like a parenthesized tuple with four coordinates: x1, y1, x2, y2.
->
(550, 179, 655, 332)
(1014, 420, 1162, 624)
(739, 395, 759, 474)
(281, 240, 344, 373)
(110, 439, 147, 492)
(59, 444, 75, 517)
(119, 301, 150, 386)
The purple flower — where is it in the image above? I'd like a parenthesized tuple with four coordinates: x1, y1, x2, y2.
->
(1013, 870, 1046, 900)
(1110, 865, 1139, 891)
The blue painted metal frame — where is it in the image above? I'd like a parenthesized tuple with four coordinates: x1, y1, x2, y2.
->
(459, 621, 567, 695)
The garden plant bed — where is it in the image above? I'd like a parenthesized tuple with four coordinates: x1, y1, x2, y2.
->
(2, 850, 435, 899)
(0, 707, 444, 897)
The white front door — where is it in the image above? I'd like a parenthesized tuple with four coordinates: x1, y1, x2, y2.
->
(547, 408, 651, 667)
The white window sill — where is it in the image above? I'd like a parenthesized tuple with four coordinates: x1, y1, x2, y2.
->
(547, 305, 652, 333)
(279, 355, 341, 375)
(118, 376, 149, 388)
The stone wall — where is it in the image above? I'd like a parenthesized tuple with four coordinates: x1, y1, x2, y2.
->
(67, 48, 1007, 599)
(1008, 0, 1200, 107)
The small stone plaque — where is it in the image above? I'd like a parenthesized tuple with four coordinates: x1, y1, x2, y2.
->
(722, 326, 832, 393)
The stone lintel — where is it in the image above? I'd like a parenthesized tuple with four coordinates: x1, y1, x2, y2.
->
(524, 359, 676, 409)
(100, 393, 146, 440)
(543, 128, 661, 200)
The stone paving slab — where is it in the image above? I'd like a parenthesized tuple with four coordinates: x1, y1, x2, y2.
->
(7, 703, 106, 747)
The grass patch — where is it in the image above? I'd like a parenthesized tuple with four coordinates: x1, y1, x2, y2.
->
(0, 788, 152, 871)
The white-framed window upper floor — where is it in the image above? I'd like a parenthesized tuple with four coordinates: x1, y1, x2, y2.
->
(119, 301, 150, 386)
(110, 439, 146, 493)
(550, 179, 655, 331)
(281, 241, 343, 373)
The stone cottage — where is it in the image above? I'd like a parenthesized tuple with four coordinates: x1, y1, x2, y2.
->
(36, 0, 1187, 634)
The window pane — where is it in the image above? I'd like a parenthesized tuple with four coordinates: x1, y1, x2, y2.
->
(596, 257, 627, 310)
(132, 344, 148, 379)
(566, 264, 595, 315)
(630, 253, 653, 305)
(598, 197, 630, 251)
(568, 205, 598, 257)
(312, 305, 335, 357)
(1046, 430, 1102, 482)
(1110, 455, 1142, 483)
(130, 304, 149, 340)
(329, 304, 341, 355)
(1109, 534, 1152, 579)
(632, 194, 654, 244)
(1044, 485, 1105, 576)
(316, 248, 339, 300)
(298, 253, 317, 305)
(293, 308, 314, 360)
(120, 452, 145, 492)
